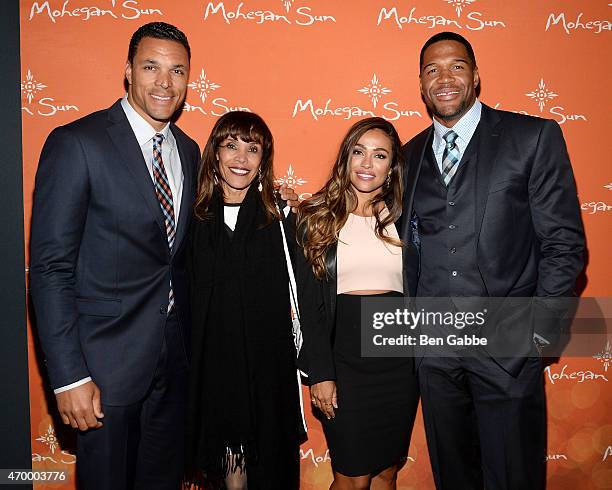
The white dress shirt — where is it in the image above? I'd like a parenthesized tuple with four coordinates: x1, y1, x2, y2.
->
(54, 96, 184, 395)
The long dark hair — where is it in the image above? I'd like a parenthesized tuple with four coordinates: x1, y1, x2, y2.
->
(297, 117, 404, 279)
(194, 111, 280, 223)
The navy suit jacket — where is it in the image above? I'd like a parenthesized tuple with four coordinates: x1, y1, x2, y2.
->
(30, 99, 200, 405)
(401, 104, 585, 373)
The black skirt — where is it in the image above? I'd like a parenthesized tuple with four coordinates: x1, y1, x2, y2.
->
(322, 292, 420, 477)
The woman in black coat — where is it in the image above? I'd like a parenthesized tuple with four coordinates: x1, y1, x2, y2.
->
(185, 111, 302, 490)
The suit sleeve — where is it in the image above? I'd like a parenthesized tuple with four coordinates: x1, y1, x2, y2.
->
(528, 120, 585, 297)
(294, 226, 336, 385)
(29, 126, 91, 390)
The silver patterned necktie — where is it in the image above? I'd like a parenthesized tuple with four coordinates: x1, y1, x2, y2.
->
(441, 130, 460, 186)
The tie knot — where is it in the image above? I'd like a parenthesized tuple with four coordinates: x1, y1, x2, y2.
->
(443, 130, 458, 146)
(153, 133, 164, 148)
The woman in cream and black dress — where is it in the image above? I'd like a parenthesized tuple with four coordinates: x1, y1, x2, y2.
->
(185, 111, 301, 490)
(296, 117, 419, 489)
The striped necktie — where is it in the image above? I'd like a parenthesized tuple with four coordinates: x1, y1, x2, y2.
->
(152, 133, 176, 312)
(441, 130, 460, 186)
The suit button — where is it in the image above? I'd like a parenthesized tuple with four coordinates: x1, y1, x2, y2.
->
(450, 247, 457, 253)
(448, 201, 455, 206)
(160, 305, 167, 314)
(451, 270, 458, 277)
(449, 224, 456, 230)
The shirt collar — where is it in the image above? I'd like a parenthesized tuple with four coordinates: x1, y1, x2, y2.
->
(433, 98, 482, 148)
(120, 94, 174, 149)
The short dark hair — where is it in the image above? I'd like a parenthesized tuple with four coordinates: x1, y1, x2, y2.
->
(419, 31, 476, 71)
(128, 22, 191, 64)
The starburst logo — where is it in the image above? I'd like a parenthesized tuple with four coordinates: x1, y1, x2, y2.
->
(605, 183, 612, 191)
(526, 79, 558, 113)
(276, 164, 307, 188)
(21, 69, 47, 104)
(282, 0, 293, 12)
(445, 0, 476, 17)
(36, 424, 59, 453)
(188, 68, 221, 104)
(357, 74, 391, 109)
(593, 341, 611, 372)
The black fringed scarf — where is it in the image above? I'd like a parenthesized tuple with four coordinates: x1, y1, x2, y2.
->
(185, 185, 299, 488)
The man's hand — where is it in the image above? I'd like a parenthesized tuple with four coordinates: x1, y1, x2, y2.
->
(310, 380, 338, 420)
(278, 183, 300, 210)
(56, 381, 104, 431)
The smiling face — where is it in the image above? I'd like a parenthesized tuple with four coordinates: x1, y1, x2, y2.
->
(348, 129, 393, 207)
(216, 136, 263, 202)
(125, 36, 189, 131)
(419, 39, 479, 128)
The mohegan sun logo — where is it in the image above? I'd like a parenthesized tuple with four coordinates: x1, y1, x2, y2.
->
(494, 78, 587, 125)
(526, 79, 558, 113)
(184, 66, 250, 117)
(593, 341, 611, 372)
(445, 0, 476, 17)
(358, 74, 391, 109)
(203, 1, 336, 26)
(21, 69, 46, 104)
(545, 11, 611, 35)
(292, 74, 422, 122)
(377, 1, 505, 31)
(28, 0, 164, 23)
(188, 68, 221, 104)
(21, 68, 79, 117)
(36, 424, 59, 454)
(276, 164, 307, 188)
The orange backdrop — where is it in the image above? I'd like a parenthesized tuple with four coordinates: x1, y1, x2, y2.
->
(20, 0, 611, 488)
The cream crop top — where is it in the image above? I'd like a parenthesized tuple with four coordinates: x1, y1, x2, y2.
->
(337, 213, 403, 294)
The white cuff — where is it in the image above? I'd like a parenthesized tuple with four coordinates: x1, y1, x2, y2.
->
(54, 376, 92, 394)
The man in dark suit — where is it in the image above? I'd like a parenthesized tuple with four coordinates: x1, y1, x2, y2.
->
(30, 22, 200, 489)
(401, 32, 584, 489)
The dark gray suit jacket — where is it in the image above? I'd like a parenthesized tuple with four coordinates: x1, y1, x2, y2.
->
(401, 104, 585, 373)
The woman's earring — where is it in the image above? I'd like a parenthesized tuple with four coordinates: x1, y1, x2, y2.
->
(213, 168, 219, 185)
(385, 172, 391, 189)
(257, 168, 263, 192)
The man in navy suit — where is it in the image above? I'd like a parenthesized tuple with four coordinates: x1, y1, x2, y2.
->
(30, 22, 200, 489)
(401, 32, 584, 489)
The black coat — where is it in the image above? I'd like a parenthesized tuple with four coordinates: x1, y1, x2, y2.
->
(185, 187, 300, 488)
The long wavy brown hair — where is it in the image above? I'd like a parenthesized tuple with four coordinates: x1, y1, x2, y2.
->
(194, 111, 280, 223)
(297, 117, 404, 280)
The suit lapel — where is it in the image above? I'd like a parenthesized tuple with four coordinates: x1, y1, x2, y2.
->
(474, 105, 503, 235)
(106, 101, 167, 238)
(401, 127, 431, 246)
(171, 125, 194, 256)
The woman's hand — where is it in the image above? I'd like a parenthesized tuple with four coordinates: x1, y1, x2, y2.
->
(310, 380, 338, 419)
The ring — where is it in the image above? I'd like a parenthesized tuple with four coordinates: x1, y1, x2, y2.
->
(311, 398, 316, 403)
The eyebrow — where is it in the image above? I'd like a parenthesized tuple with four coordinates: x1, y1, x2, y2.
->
(142, 59, 187, 69)
(355, 143, 389, 152)
(422, 58, 469, 70)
